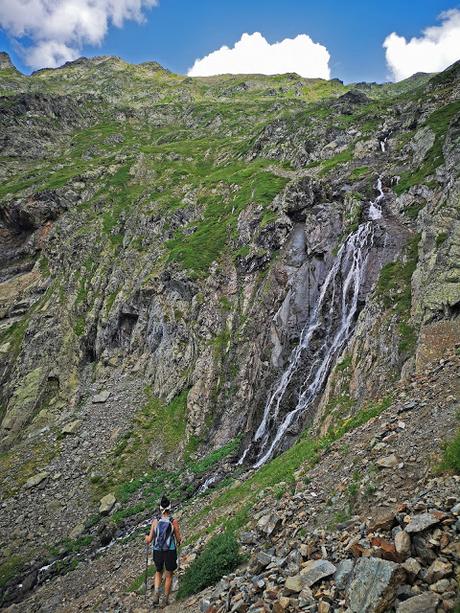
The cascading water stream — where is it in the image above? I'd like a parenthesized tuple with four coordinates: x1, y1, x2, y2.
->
(368, 176, 384, 220)
(239, 177, 385, 468)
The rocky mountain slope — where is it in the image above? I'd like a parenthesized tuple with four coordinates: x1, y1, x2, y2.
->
(0, 52, 459, 611)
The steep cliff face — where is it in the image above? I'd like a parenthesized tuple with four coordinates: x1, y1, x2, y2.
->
(0, 55, 459, 606)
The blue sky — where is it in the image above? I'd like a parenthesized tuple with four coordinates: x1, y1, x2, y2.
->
(0, 0, 458, 82)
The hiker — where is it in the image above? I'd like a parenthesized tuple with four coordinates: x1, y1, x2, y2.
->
(146, 495, 182, 607)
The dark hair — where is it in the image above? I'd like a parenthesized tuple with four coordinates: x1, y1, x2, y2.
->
(160, 495, 170, 509)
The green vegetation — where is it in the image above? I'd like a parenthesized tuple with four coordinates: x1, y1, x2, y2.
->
(336, 355, 352, 371)
(349, 166, 370, 180)
(166, 162, 287, 277)
(128, 565, 155, 593)
(435, 232, 448, 246)
(377, 234, 420, 354)
(38, 255, 51, 277)
(395, 100, 460, 193)
(330, 509, 351, 527)
(404, 202, 424, 220)
(188, 396, 393, 537)
(439, 414, 460, 474)
(319, 147, 354, 176)
(177, 530, 243, 599)
(90, 434, 244, 532)
(49, 535, 94, 557)
(0, 555, 24, 589)
(0, 438, 58, 498)
(189, 438, 240, 475)
(377, 234, 420, 312)
(94, 389, 188, 495)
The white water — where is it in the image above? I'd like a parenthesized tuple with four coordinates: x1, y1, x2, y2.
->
(240, 179, 385, 468)
(368, 176, 384, 221)
(37, 518, 152, 584)
(199, 475, 217, 493)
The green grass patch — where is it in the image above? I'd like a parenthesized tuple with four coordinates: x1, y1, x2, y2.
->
(349, 166, 370, 180)
(398, 322, 416, 353)
(336, 355, 352, 371)
(188, 438, 240, 475)
(439, 415, 460, 474)
(404, 202, 424, 220)
(166, 162, 287, 277)
(95, 389, 188, 495)
(63, 535, 94, 553)
(177, 530, 243, 599)
(74, 315, 85, 337)
(376, 234, 420, 355)
(377, 234, 420, 314)
(0, 555, 24, 589)
(319, 147, 354, 176)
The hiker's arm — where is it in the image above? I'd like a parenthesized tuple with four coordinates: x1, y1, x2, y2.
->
(145, 519, 157, 544)
(173, 519, 182, 546)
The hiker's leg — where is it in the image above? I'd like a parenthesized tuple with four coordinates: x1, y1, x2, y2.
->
(164, 571, 173, 597)
(154, 570, 163, 590)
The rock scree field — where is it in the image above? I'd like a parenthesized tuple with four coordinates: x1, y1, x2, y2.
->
(0, 51, 460, 612)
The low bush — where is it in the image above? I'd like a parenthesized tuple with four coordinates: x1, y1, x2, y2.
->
(177, 530, 243, 599)
(439, 427, 460, 474)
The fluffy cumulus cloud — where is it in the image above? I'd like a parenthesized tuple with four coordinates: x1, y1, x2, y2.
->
(0, 0, 158, 69)
(384, 9, 460, 81)
(188, 32, 331, 79)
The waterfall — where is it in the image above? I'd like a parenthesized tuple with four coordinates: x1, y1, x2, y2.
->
(239, 179, 385, 468)
(368, 176, 384, 220)
(198, 475, 217, 493)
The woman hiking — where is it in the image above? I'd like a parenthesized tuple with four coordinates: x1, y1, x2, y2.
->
(146, 496, 182, 607)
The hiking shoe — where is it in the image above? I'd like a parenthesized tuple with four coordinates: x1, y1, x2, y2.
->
(152, 590, 160, 606)
(160, 594, 169, 607)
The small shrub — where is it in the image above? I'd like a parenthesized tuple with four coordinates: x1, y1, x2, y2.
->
(177, 530, 243, 599)
(336, 355, 352, 371)
(365, 483, 377, 497)
(435, 232, 448, 246)
(331, 508, 351, 527)
(439, 428, 460, 474)
(0, 555, 24, 588)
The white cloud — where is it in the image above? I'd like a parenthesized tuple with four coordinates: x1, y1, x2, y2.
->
(383, 9, 460, 81)
(0, 0, 158, 69)
(187, 32, 331, 79)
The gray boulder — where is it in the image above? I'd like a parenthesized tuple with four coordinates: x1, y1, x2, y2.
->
(396, 592, 439, 613)
(404, 513, 439, 534)
(300, 559, 336, 587)
(347, 557, 405, 612)
(257, 513, 281, 536)
(24, 471, 48, 489)
(93, 390, 111, 403)
(99, 493, 116, 515)
(334, 559, 354, 589)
